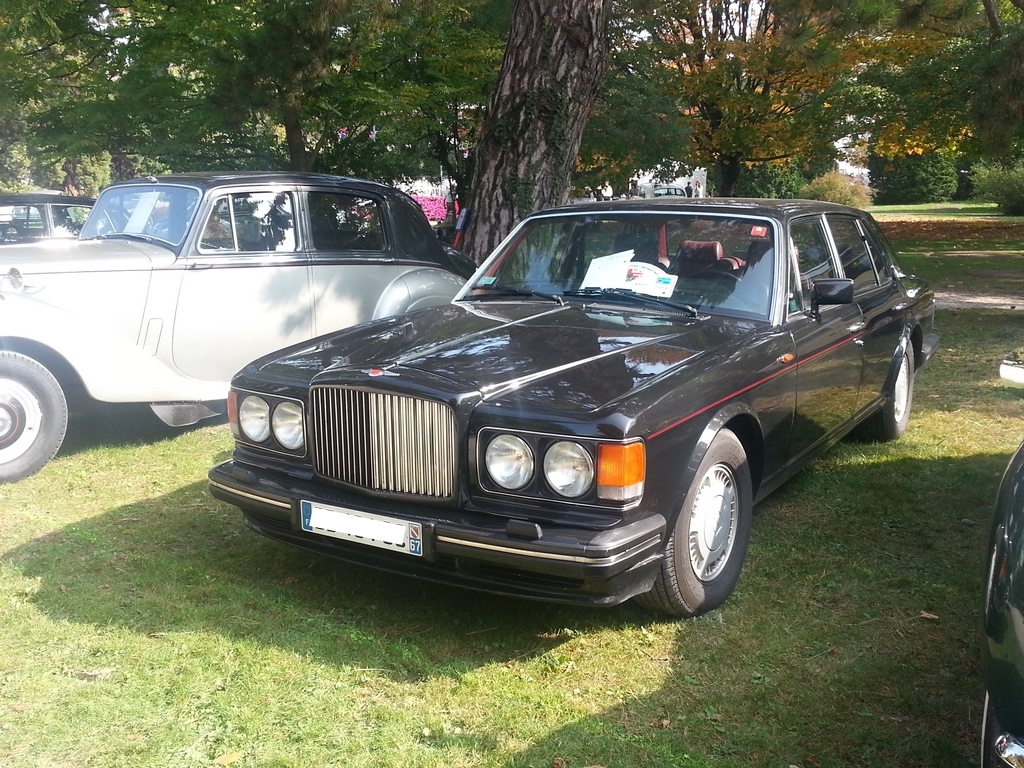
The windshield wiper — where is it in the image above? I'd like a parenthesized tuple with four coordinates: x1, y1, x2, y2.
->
(465, 283, 565, 305)
(562, 287, 702, 317)
(88, 232, 158, 245)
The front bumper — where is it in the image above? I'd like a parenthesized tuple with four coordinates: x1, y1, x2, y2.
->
(208, 460, 666, 607)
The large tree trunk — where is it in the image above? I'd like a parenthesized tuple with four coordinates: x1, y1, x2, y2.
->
(460, 0, 613, 263)
(282, 96, 309, 172)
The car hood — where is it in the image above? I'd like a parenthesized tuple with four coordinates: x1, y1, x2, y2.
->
(249, 301, 757, 413)
(0, 237, 175, 275)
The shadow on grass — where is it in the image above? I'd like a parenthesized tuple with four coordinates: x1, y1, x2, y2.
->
(502, 445, 1012, 767)
(57, 401, 228, 458)
(2, 477, 644, 681)
(1, 443, 1013, 765)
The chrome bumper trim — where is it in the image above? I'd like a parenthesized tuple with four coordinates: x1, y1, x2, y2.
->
(435, 533, 662, 566)
(209, 479, 291, 510)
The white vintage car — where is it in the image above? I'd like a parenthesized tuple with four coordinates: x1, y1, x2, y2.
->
(0, 172, 473, 483)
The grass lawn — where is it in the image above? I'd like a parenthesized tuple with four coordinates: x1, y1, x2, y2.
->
(0, 213, 1022, 767)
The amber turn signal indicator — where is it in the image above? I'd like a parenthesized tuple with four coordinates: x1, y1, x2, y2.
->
(597, 441, 645, 501)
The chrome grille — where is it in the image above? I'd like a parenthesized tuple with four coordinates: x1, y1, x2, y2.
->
(310, 386, 457, 498)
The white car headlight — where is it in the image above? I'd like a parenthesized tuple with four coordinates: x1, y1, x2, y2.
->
(272, 401, 304, 450)
(544, 441, 594, 497)
(238, 396, 271, 442)
(485, 434, 534, 490)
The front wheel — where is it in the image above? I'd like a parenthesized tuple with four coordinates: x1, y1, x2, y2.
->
(0, 352, 69, 483)
(636, 429, 753, 617)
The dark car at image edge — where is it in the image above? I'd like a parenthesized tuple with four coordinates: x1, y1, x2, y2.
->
(981, 356, 1024, 767)
(209, 197, 939, 617)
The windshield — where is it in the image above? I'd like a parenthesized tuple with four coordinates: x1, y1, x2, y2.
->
(81, 184, 201, 247)
(465, 212, 777, 319)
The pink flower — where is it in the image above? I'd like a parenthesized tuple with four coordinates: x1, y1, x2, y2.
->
(411, 195, 448, 223)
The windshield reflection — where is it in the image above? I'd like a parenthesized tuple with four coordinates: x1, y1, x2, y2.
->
(81, 185, 201, 247)
(466, 212, 777, 320)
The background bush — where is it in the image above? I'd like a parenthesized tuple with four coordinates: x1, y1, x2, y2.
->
(731, 162, 809, 198)
(799, 171, 874, 208)
(972, 163, 1024, 215)
(868, 152, 958, 204)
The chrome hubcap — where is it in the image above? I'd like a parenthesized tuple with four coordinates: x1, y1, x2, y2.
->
(687, 463, 738, 582)
(893, 355, 910, 423)
(0, 377, 42, 463)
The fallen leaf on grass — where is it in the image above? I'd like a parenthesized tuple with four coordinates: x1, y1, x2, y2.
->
(552, 759, 567, 768)
(651, 717, 672, 728)
(65, 667, 115, 681)
(213, 752, 243, 765)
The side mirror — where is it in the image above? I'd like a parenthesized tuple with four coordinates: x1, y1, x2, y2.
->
(809, 278, 854, 319)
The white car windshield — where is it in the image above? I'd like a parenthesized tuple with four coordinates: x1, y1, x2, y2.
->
(464, 212, 777, 320)
(81, 184, 201, 246)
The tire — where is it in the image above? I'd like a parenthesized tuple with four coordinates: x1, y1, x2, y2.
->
(856, 345, 915, 442)
(637, 429, 753, 617)
(0, 352, 69, 483)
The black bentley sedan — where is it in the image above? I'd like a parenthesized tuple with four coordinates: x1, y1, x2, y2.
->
(209, 198, 939, 617)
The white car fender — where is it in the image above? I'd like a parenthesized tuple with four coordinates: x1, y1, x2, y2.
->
(371, 267, 465, 320)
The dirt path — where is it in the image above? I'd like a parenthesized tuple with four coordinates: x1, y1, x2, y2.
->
(876, 218, 1024, 310)
(934, 291, 1022, 310)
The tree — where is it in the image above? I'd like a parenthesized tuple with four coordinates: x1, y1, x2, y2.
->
(460, 0, 613, 263)
(1, 0, 508, 187)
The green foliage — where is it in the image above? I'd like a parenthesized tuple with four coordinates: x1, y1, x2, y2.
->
(731, 162, 808, 199)
(800, 170, 874, 208)
(0, 0, 506, 188)
(973, 163, 1024, 215)
(868, 152, 959, 205)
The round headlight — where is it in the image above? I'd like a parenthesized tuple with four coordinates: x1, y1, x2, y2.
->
(238, 396, 271, 442)
(485, 434, 534, 490)
(272, 401, 304, 450)
(544, 441, 594, 498)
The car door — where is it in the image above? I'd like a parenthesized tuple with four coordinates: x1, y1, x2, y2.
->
(304, 188, 421, 335)
(171, 186, 313, 384)
(829, 214, 909, 412)
(784, 215, 865, 462)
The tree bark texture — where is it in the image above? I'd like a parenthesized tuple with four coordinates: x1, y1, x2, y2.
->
(460, 0, 613, 263)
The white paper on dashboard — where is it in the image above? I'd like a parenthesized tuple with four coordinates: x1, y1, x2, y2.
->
(581, 250, 678, 298)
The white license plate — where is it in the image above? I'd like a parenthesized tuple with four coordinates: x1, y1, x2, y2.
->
(300, 500, 422, 556)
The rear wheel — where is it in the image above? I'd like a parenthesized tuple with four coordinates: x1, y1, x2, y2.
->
(856, 345, 914, 442)
(0, 352, 68, 483)
(637, 429, 752, 617)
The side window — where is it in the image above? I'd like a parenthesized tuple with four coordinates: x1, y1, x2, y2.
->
(51, 205, 90, 237)
(308, 192, 385, 251)
(789, 216, 837, 298)
(859, 221, 895, 285)
(787, 254, 803, 314)
(1, 205, 45, 238)
(200, 197, 234, 250)
(199, 192, 296, 253)
(826, 215, 877, 292)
